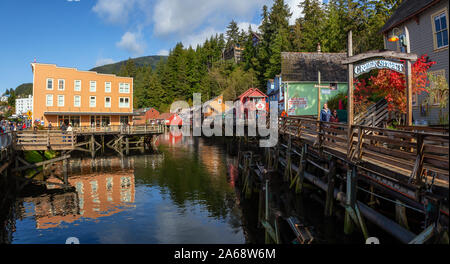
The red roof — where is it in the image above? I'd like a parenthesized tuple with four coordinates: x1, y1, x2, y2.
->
(158, 113, 174, 120)
(236, 88, 267, 101)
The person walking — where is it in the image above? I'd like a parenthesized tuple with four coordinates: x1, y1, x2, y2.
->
(320, 103, 331, 122)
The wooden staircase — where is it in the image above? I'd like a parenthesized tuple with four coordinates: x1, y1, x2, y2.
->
(354, 99, 388, 127)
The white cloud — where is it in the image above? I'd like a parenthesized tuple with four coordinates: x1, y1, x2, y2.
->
(237, 22, 260, 33)
(152, 0, 270, 36)
(116, 31, 146, 55)
(286, 0, 304, 25)
(92, 0, 137, 24)
(95, 58, 115, 67)
(182, 27, 223, 48)
(157, 49, 169, 56)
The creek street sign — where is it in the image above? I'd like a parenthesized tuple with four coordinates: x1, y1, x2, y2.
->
(354, 59, 404, 76)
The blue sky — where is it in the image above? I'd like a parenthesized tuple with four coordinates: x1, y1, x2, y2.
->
(0, 0, 307, 94)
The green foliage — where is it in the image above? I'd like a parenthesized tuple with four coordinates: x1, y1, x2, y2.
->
(326, 91, 348, 111)
(90, 56, 167, 74)
(15, 83, 33, 97)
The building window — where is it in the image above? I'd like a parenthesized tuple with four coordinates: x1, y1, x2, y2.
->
(119, 97, 130, 108)
(47, 79, 53, 90)
(57, 95, 64, 107)
(90, 81, 97, 92)
(218, 99, 222, 104)
(119, 83, 130, 93)
(74, 95, 81, 107)
(74, 80, 81, 91)
(90, 96, 96, 107)
(432, 10, 449, 50)
(46, 94, 53, 106)
(105, 82, 111, 93)
(58, 79, 65, 91)
(105, 97, 111, 108)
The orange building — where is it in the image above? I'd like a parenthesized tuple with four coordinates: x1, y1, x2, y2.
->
(31, 63, 134, 127)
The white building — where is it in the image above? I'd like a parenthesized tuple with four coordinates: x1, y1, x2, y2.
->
(15, 95, 33, 115)
(0, 95, 8, 102)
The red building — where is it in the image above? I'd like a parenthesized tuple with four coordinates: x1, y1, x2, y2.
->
(235, 88, 268, 118)
(133, 107, 160, 125)
(158, 112, 182, 126)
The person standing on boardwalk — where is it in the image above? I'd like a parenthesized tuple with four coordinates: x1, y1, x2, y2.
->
(330, 110, 339, 124)
(320, 103, 331, 122)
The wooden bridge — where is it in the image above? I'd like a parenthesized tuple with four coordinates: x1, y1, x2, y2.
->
(12, 124, 165, 152)
(279, 117, 449, 191)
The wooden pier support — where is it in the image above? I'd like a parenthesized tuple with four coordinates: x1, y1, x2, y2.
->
(324, 159, 336, 216)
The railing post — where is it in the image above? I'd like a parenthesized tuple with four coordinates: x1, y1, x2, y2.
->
(415, 133, 424, 185)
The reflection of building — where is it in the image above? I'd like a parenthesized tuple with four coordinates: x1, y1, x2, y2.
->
(29, 161, 135, 229)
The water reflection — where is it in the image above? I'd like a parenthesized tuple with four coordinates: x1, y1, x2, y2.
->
(6, 135, 246, 244)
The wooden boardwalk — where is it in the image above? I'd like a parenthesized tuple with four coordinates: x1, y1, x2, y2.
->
(279, 117, 449, 190)
(13, 125, 165, 151)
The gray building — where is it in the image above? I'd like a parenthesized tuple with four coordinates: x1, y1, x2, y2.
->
(382, 0, 449, 125)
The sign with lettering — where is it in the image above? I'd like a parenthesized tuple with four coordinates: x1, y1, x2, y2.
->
(288, 97, 308, 115)
(354, 59, 404, 76)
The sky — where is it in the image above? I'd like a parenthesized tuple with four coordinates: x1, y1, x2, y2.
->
(0, 0, 307, 94)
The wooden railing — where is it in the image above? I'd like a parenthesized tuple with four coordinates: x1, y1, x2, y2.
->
(279, 117, 449, 188)
(14, 130, 75, 151)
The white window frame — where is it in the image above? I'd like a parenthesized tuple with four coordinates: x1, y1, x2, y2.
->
(74, 80, 81, 92)
(431, 8, 449, 51)
(90, 96, 96, 107)
(57, 95, 64, 107)
(105, 96, 111, 108)
(46, 78, 54, 90)
(74, 95, 81, 107)
(58, 79, 65, 91)
(119, 83, 130, 93)
(46, 94, 53, 106)
(90, 81, 97, 92)
(105, 82, 111, 93)
(119, 97, 130, 108)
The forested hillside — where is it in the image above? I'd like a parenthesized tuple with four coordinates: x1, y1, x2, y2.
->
(90, 56, 167, 74)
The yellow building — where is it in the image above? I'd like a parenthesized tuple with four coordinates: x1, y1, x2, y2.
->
(31, 63, 134, 127)
(203, 95, 229, 118)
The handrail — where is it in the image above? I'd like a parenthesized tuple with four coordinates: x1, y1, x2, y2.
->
(279, 116, 449, 186)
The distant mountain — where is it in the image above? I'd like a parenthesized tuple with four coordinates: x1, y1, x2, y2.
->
(90, 55, 167, 74)
(15, 83, 33, 96)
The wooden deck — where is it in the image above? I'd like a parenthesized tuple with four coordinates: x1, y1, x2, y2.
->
(13, 125, 164, 151)
(279, 117, 449, 189)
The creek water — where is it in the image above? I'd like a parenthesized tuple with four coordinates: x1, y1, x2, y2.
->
(1, 133, 384, 244)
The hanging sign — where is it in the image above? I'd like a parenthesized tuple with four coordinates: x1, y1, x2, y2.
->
(354, 59, 404, 76)
(288, 97, 308, 115)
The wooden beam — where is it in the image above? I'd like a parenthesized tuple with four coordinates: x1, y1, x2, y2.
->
(341, 50, 418, 64)
(13, 155, 71, 172)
